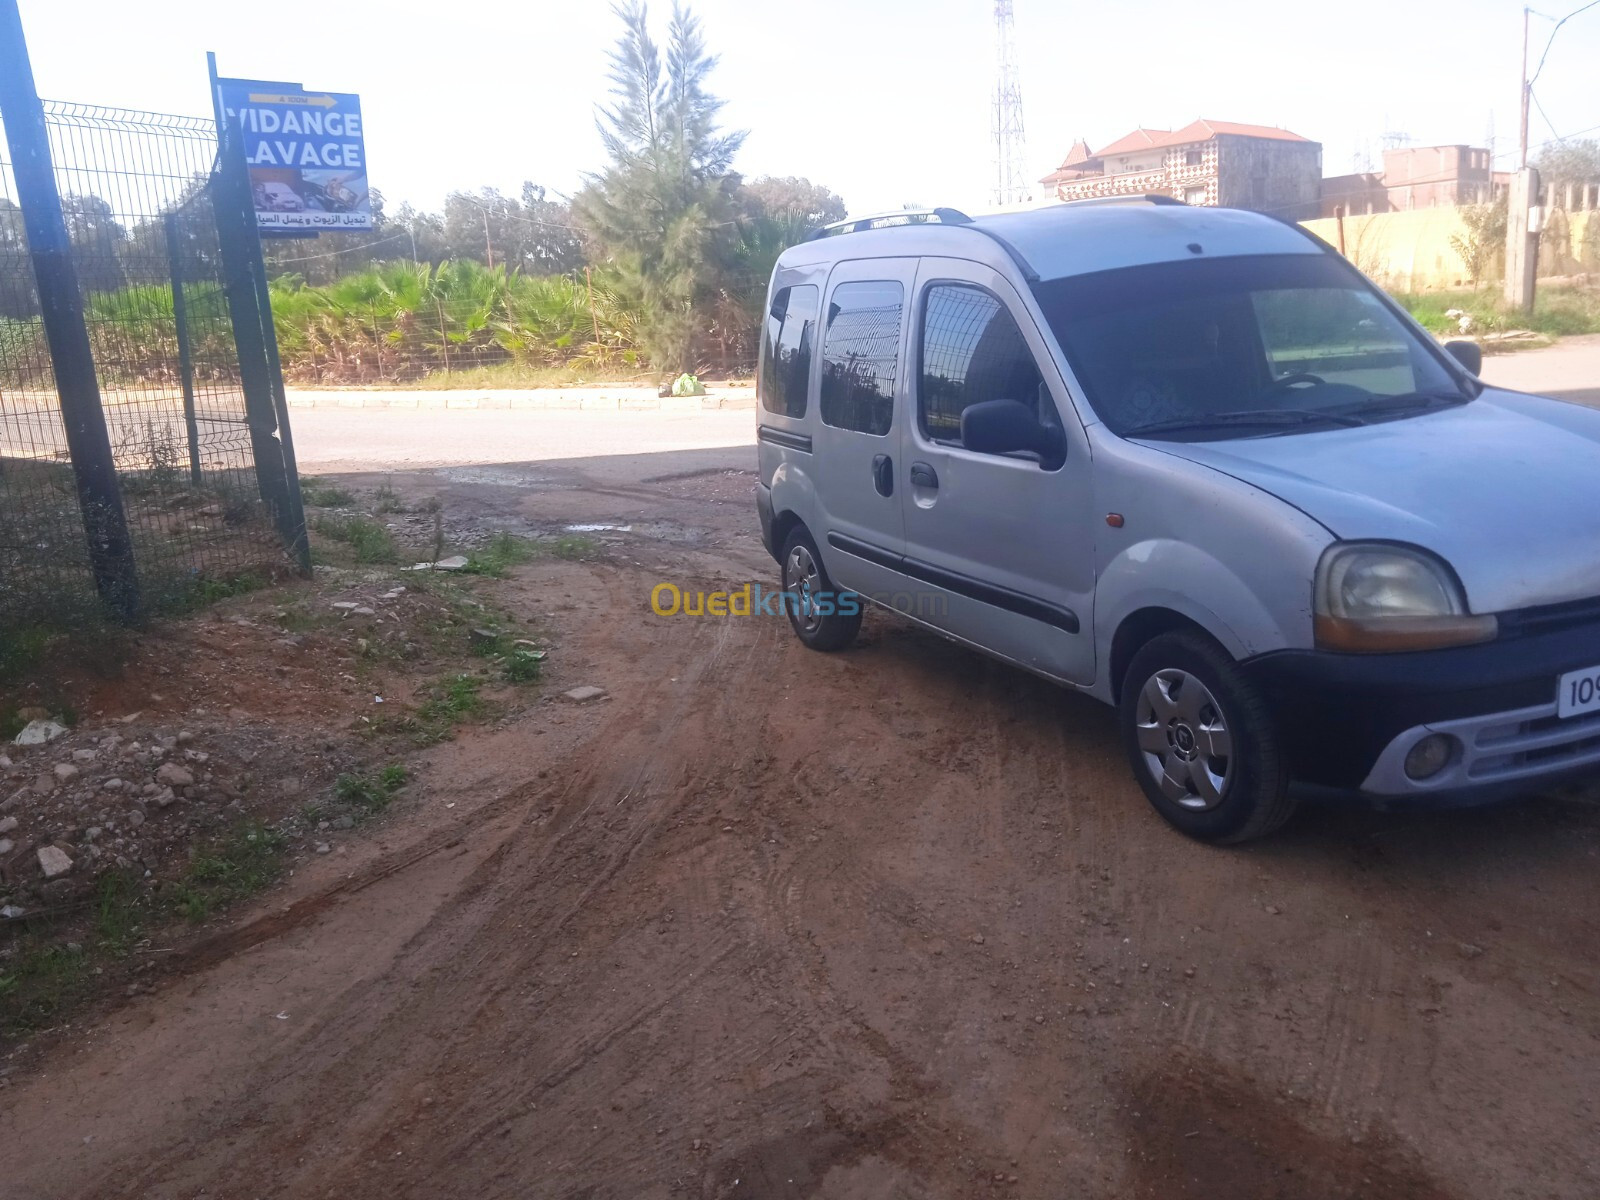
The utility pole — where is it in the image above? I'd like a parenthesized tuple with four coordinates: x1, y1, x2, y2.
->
(1505, 5, 1539, 313)
(483, 208, 494, 270)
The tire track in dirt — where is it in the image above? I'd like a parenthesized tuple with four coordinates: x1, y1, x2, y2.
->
(7, 499, 1600, 1200)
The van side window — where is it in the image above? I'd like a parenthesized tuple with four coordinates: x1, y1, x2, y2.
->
(820, 280, 903, 436)
(760, 284, 818, 419)
(919, 284, 1049, 445)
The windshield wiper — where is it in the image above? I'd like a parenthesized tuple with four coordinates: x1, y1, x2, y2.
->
(1337, 391, 1468, 422)
(1123, 408, 1366, 439)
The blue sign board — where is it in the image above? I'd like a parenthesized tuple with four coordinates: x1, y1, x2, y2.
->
(217, 78, 372, 233)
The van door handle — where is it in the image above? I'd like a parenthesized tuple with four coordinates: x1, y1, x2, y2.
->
(871, 453, 894, 497)
(909, 461, 939, 489)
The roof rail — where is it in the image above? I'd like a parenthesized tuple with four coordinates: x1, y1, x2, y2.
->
(805, 206, 973, 241)
(1059, 193, 1188, 208)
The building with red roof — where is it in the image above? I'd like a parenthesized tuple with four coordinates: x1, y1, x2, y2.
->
(1041, 119, 1323, 220)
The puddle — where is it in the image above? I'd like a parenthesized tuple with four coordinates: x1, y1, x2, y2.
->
(565, 523, 633, 532)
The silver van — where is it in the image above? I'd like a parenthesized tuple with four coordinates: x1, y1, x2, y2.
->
(753, 198, 1600, 842)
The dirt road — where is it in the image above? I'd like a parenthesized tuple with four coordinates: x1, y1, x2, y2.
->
(5, 431, 1599, 1199)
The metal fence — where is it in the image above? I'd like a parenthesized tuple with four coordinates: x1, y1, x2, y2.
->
(0, 99, 307, 630)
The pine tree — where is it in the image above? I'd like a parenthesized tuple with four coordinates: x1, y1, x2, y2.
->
(575, 1, 745, 376)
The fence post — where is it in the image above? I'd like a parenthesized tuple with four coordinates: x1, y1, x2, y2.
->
(206, 57, 310, 573)
(0, 0, 140, 620)
(252, 257, 310, 572)
(164, 211, 203, 487)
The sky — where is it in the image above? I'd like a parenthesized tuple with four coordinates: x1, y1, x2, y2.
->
(15, 0, 1600, 218)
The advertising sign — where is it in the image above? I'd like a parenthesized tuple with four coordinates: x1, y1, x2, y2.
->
(216, 78, 371, 233)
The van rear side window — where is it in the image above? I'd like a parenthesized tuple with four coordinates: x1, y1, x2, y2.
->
(760, 285, 818, 419)
(820, 280, 903, 436)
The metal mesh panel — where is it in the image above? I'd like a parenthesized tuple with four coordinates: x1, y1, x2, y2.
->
(0, 101, 292, 625)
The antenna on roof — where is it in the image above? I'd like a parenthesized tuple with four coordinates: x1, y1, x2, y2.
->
(992, 0, 1029, 207)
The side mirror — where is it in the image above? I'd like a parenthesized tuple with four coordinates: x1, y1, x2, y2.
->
(960, 399, 1066, 467)
(1444, 339, 1482, 376)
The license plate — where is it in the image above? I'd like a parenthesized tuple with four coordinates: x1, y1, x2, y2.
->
(1557, 664, 1600, 719)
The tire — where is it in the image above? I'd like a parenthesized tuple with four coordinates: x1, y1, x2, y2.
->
(1118, 630, 1297, 843)
(780, 526, 862, 652)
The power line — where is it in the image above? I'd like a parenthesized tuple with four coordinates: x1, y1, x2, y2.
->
(1529, 0, 1600, 86)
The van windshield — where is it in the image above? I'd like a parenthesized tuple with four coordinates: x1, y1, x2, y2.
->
(1030, 254, 1472, 441)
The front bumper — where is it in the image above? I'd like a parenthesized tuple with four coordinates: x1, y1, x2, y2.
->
(1241, 596, 1600, 801)
(1359, 702, 1600, 798)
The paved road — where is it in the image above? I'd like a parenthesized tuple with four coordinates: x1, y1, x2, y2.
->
(285, 334, 1600, 478)
(1480, 333, 1600, 407)
(291, 405, 757, 480)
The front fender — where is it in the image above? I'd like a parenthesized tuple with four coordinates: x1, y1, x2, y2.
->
(1091, 537, 1312, 701)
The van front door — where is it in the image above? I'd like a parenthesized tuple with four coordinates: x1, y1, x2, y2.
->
(898, 259, 1097, 685)
(812, 258, 918, 598)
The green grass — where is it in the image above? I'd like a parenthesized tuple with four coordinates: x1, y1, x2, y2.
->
(366, 673, 490, 747)
(420, 674, 485, 723)
(503, 646, 545, 683)
(462, 532, 538, 577)
(1, 822, 291, 1038)
(167, 821, 288, 923)
(334, 763, 408, 814)
(1398, 287, 1600, 339)
(312, 514, 399, 564)
(300, 477, 356, 508)
(0, 941, 93, 1037)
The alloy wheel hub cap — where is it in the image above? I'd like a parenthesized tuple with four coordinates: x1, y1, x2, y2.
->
(1134, 668, 1233, 812)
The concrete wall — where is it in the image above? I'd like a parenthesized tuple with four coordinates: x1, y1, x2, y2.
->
(1301, 206, 1598, 291)
(1214, 137, 1322, 220)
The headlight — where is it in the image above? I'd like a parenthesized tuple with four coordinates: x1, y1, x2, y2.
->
(1314, 543, 1497, 653)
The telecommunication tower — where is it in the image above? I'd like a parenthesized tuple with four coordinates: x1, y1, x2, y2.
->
(992, 1, 1029, 206)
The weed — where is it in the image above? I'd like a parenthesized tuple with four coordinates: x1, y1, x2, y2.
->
(420, 674, 485, 723)
(167, 821, 288, 923)
(430, 510, 446, 566)
(1399, 287, 1600, 339)
(312, 514, 399, 564)
(372, 480, 405, 514)
(159, 568, 273, 617)
(92, 869, 144, 953)
(0, 940, 93, 1037)
(334, 763, 408, 813)
(463, 532, 537, 577)
(504, 647, 545, 683)
(302, 480, 356, 507)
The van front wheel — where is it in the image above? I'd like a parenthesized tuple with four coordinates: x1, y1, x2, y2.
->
(1119, 631, 1296, 843)
(781, 527, 862, 652)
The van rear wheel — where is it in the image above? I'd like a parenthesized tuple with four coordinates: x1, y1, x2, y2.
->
(1119, 631, 1297, 843)
(781, 527, 861, 652)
